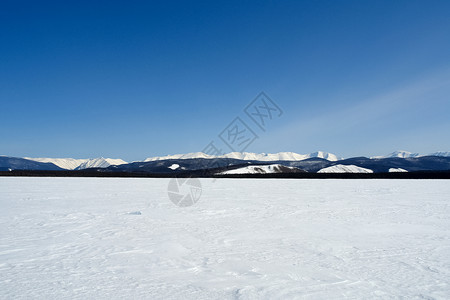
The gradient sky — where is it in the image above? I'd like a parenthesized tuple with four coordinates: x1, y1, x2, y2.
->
(1, 0, 450, 161)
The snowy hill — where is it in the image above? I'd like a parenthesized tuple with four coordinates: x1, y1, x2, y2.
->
(318, 164, 373, 173)
(75, 158, 127, 170)
(26, 158, 89, 170)
(144, 151, 341, 162)
(389, 168, 408, 172)
(219, 164, 304, 174)
(26, 157, 127, 170)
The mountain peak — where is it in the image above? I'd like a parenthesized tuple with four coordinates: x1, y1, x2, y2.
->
(75, 158, 127, 170)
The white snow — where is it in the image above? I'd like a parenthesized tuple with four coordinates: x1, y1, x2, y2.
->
(168, 164, 180, 170)
(389, 168, 408, 172)
(1, 178, 449, 299)
(75, 158, 127, 170)
(219, 164, 300, 174)
(144, 151, 341, 162)
(318, 164, 373, 173)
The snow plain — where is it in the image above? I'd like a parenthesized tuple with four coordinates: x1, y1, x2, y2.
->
(1, 177, 449, 299)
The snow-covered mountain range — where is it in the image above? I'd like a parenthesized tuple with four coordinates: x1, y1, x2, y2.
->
(25, 158, 89, 170)
(372, 150, 420, 159)
(145, 150, 450, 162)
(18, 150, 450, 171)
(2, 150, 450, 173)
(144, 151, 341, 162)
(25, 157, 127, 170)
(371, 150, 450, 159)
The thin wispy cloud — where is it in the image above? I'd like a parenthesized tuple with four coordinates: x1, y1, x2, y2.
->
(260, 70, 450, 156)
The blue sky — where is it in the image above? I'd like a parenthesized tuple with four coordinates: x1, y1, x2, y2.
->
(1, 0, 450, 161)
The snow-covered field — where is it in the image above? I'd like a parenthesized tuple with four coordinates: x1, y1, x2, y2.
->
(1, 177, 449, 299)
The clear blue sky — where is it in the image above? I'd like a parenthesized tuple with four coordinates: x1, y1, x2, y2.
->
(1, 0, 450, 161)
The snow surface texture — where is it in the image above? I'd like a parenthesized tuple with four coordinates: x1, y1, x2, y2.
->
(144, 151, 341, 162)
(26, 157, 127, 170)
(1, 178, 450, 299)
(219, 164, 300, 174)
(318, 164, 374, 173)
